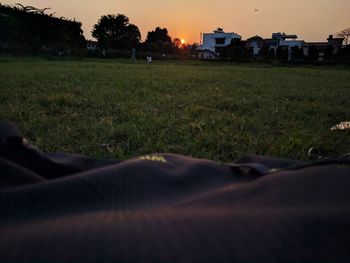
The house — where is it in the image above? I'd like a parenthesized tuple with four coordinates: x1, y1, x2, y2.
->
(303, 35, 344, 60)
(274, 33, 304, 48)
(86, 40, 98, 50)
(246, 36, 264, 55)
(327, 35, 344, 53)
(200, 28, 241, 57)
(303, 42, 329, 60)
(262, 38, 279, 56)
(263, 33, 305, 60)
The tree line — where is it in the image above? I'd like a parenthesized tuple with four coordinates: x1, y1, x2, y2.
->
(0, 3, 85, 54)
(0, 4, 189, 56)
(0, 3, 349, 63)
(91, 14, 190, 57)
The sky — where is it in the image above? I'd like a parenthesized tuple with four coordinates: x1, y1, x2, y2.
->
(2, 0, 350, 43)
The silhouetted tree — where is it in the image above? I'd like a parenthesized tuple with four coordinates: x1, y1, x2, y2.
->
(268, 48, 276, 59)
(229, 46, 245, 60)
(145, 27, 173, 54)
(276, 46, 288, 60)
(92, 14, 141, 49)
(0, 3, 85, 54)
(173, 38, 182, 48)
(146, 27, 172, 43)
(336, 28, 350, 45)
(259, 46, 270, 58)
(307, 45, 319, 61)
(336, 45, 350, 63)
(291, 46, 304, 60)
(222, 39, 246, 60)
(324, 45, 334, 60)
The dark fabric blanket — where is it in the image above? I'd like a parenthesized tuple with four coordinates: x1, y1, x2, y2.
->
(1, 121, 350, 263)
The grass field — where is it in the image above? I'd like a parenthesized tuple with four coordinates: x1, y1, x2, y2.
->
(0, 56, 349, 162)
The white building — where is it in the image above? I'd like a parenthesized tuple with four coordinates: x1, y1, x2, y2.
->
(200, 28, 241, 56)
(264, 33, 304, 60)
(246, 36, 264, 55)
(272, 33, 305, 49)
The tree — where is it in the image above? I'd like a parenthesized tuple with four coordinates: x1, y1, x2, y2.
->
(307, 45, 319, 61)
(173, 38, 182, 48)
(291, 46, 304, 60)
(324, 45, 334, 60)
(276, 46, 288, 60)
(144, 27, 173, 54)
(92, 14, 141, 49)
(145, 27, 172, 43)
(337, 45, 350, 62)
(223, 39, 246, 60)
(0, 3, 85, 54)
(268, 48, 276, 59)
(220, 38, 249, 60)
(259, 46, 270, 58)
(336, 28, 350, 45)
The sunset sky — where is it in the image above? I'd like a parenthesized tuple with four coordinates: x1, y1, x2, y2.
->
(3, 0, 350, 43)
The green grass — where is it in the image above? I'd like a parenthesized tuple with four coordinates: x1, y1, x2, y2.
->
(0, 56, 349, 162)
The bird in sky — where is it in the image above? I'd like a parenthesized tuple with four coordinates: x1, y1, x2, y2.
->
(254, 8, 260, 12)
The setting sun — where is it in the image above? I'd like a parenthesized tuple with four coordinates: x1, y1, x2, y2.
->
(181, 39, 185, 44)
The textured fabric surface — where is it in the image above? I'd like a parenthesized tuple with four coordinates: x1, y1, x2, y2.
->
(1, 122, 350, 263)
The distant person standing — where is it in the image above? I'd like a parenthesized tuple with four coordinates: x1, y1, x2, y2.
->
(131, 48, 136, 62)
